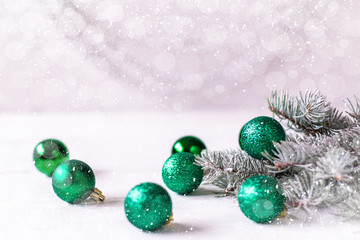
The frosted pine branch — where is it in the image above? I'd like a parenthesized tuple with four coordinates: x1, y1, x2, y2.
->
(195, 149, 273, 193)
(268, 89, 353, 136)
(344, 131, 360, 157)
(198, 90, 360, 219)
(280, 171, 327, 211)
(340, 201, 360, 219)
(263, 141, 321, 173)
(346, 96, 360, 121)
(265, 128, 360, 172)
(263, 133, 329, 174)
(336, 185, 360, 219)
(265, 128, 360, 215)
(280, 169, 360, 212)
(290, 127, 360, 153)
(197, 128, 360, 197)
(314, 147, 360, 182)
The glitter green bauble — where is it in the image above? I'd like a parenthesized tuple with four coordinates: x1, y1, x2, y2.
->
(124, 182, 172, 231)
(162, 152, 203, 195)
(33, 138, 70, 176)
(171, 135, 206, 155)
(238, 175, 285, 223)
(239, 116, 286, 160)
(52, 160, 95, 203)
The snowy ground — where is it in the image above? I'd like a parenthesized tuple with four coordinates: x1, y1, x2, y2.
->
(1, 111, 359, 240)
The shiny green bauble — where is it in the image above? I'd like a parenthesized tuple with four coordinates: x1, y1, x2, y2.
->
(238, 175, 285, 223)
(239, 116, 286, 160)
(124, 182, 172, 231)
(162, 152, 203, 195)
(52, 160, 95, 203)
(172, 135, 206, 155)
(33, 138, 70, 176)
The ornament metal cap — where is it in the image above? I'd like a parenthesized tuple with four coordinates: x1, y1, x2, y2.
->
(90, 188, 105, 203)
(278, 206, 287, 218)
(166, 213, 174, 225)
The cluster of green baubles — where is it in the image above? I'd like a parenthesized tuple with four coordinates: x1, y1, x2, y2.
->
(33, 116, 286, 231)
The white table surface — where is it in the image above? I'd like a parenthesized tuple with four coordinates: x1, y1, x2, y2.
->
(1, 111, 359, 240)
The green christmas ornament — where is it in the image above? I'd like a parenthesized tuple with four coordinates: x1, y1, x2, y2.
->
(238, 175, 285, 223)
(52, 160, 105, 203)
(33, 138, 70, 176)
(172, 135, 206, 155)
(162, 152, 203, 195)
(239, 116, 286, 160)
(124, 182, 172, 231)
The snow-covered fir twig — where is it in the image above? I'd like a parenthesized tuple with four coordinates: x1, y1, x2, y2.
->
(279, 171, 327, 212)
(195, 149, 273, 193)
(346, 95, 360, 122)
(314, 147, 360, 182)
(198, 130, 360, 215)
(336, 187, 360, 220)
(263, 140, 321, 173)
(266, 128, 360, 173)
(198, 89, 360, 219)
(268, 89, 353, 136)
(265, 130, 360, 207)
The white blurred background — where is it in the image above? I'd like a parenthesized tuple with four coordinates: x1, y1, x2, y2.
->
(1, 0, 360, 112)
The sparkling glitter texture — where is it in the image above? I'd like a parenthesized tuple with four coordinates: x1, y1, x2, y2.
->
(52, 160, 96, 203)
(33, 139, 69, 176)
(124, 182, 172, 231)
(238, 175, 285, 223)
(239, 116, 286, 160)
(162, 152, 203, 195)
(171, 135, 206, 155)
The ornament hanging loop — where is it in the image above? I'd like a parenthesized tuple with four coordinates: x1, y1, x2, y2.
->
(90, 188, 105, 203)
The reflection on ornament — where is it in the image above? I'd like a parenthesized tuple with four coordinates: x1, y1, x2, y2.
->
(33, 138, 69, 176)
(171, 135, 206, 155)
(52, 160, 104, 203)
(238, 175, 285, 223)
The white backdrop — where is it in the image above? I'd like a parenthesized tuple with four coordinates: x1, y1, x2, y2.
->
(1, 0, 360, 111)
